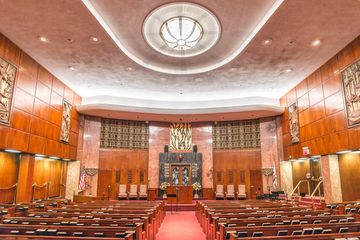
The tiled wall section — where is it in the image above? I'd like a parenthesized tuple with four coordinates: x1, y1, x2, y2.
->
(0, 33, 81, 159)
(280, 36, 360, 159)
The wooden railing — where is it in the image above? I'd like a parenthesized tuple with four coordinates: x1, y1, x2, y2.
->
(311, 180, 324, 197)
(289, 179, 310, 197)
(0, 183, 17, 204)
(31, 182, 48, 202)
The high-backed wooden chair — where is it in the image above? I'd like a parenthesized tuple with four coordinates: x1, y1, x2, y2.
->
(237, 184, 247, 200)
(215, 184, 225, 199)
(128, 184, 138, 199)
(139, 184, 147, 200)
(226, 185, 235, 199)
(118, 184, 128, 200)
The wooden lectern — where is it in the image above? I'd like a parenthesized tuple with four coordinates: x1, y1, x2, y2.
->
(166, 185, 193, 204)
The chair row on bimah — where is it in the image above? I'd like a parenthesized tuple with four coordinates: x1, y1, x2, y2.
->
(118, 184, 148, 200)
(195, 200, 360, 240)
(214, 184, 247, 200)
(0, 199, 165, 240)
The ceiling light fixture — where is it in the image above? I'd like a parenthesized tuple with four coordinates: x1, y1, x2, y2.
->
(68, 66, 75, 71)
(90, 36, 101, 43)
(39, 36, 49, 43)
(262, 38, 273, 46)
(311, 39, 321, 47)
(229, 68, 237, 72)
(336, 150, 352, 154)
(4, 149, 22, 154)
(125, 67, 133, 71)
(283, 68, 293, 73)
(160, 77, 167, 81)
(49, 156, 60, 160)
(160, 16, 203, 51)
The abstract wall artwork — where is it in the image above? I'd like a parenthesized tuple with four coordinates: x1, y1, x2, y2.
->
(212, 120, 260, 149)
(0, 56, 17, 125)
(341, 58, 360, 127)
(100, 119, 149, 149)
(60, 100, 72, 143)
(170, 123, 192, 150)
(288, 102, 300, 143)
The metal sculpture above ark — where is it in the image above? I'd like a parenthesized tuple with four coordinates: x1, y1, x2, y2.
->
(0, 56, 17, 125)
(341, 58, 360, 127)
(170, 122, 192, 150)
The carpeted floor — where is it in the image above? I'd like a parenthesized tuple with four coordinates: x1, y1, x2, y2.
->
(156, 211, 206, 240)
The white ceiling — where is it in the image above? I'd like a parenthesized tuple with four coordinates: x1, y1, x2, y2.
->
(0, 0, 359, 120)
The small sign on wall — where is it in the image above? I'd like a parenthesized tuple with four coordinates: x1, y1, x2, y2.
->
(302, 146, 310, 156)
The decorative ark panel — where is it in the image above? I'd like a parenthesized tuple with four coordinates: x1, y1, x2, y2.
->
(341, 58, 360, 127)
(0, 56, 17, 125)
(60, 100, 72, 142)
(288, 102, 300, 143)
(170, 122, 192, 150)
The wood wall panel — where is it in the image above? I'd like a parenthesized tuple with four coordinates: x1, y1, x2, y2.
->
(213, 149, 262, 199)
(281, 36, 360, 159)
(33, 158, 65, 199)
(0, 33, 81, 159)
(0, 152, 18, 203)
(97, 149, 149, 199)
(339, 153, 360, 201)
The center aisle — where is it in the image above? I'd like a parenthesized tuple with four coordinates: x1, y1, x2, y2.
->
(156, 211, 206, 240)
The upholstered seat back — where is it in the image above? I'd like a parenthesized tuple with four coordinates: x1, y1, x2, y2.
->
(129, 184, 137, 194)
(139, 185, 147, 195)
(216, 185, 224, 195)
(119, 184, 127, 194)
(227, 185, 235, 195)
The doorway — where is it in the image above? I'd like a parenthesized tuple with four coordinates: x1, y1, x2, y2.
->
(170, 164, 191, 185)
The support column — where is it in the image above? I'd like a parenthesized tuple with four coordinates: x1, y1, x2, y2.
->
(16, 154, 35, 202)
(65, 160, 81, 201)
(77, 116, 101, 196)
(321, 155, 342, 203)
(260, 118, 281, 193)
(280, 161, 293, 195)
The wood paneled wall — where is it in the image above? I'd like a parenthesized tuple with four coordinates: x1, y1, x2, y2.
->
(280, 36, 360, 159)
(0, 33, 81, 159)
(33, 158, 67, 199)
(0, 152, 18, 203)
(97, 149, 148, 199)
(339, 153, 360, 201)
(292, 160, 310, 194)
(213, 149, 262, 199)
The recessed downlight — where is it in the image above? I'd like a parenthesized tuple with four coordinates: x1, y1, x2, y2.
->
(311, 39, 321, 47)
(125, 67, 133, 71)
(160, 77, 167, 81)
(68, 66, 75, 71)
(229, 67, 237, 72)
(39, 36, 49, 43)
(90, 36, 101, 43)
(262, 38, 273, 46)
(283, 68, 293, 74)
(49, 156, 60, 160)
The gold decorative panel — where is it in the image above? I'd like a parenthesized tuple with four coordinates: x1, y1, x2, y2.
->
(170, 123, 192, 150)
(0, 56, 17, 125)
(60, 100, 72, 143)
(288, 102, 300, 143)
(100, 119, 149, 149)
(341, 58, 360, 127)
(212, 120, 260, 149)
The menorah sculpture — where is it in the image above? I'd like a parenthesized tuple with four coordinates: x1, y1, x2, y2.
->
(261, 168, 274, 193)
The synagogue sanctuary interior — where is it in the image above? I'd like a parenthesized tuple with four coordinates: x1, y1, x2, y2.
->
(0, 0, 360, 239)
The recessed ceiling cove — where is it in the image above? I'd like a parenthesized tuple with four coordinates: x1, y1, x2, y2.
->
(81, 0, 284, 74)
(143, 2, 221, 58)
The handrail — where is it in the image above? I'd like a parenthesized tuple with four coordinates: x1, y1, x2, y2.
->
(311, 180, 323, 197)
(290, 180, 309, 197)
(0, 183, 18, 204)
(31, 182, 48, 202)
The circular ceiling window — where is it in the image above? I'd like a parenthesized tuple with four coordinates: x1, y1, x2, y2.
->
(143, 2, 221, 58)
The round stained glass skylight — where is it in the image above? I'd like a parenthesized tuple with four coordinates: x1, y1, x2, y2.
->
(160, 17, 203, 51)
(143, 2, 221, 58)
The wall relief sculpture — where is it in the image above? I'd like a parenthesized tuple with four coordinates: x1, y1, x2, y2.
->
(341, 58, 360, 127)
(60, 100, 72, 143)
(288, 102, 300, 143)
(170, 122, 192, 150)
(0, 56, 17, 125)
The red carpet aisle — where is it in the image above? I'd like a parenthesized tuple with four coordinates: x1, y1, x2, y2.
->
(156, 211, 206, 240)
